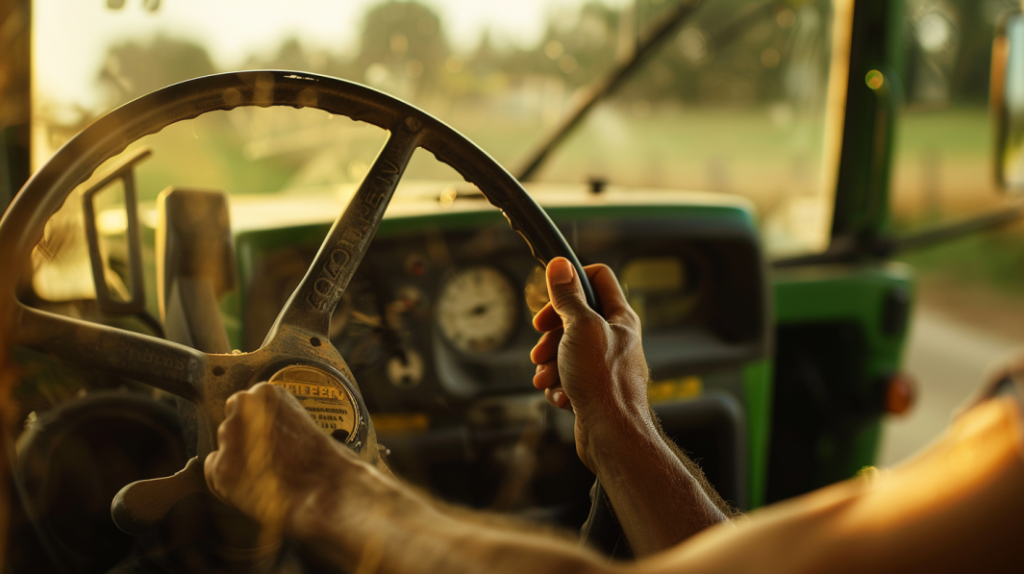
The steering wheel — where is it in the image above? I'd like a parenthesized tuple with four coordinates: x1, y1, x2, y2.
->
(0, 71, 600, 553)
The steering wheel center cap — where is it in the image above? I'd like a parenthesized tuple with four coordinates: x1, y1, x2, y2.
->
(267, 365, 359, 444)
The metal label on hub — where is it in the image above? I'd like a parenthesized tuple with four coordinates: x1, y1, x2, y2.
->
(268, 365, 358, 443)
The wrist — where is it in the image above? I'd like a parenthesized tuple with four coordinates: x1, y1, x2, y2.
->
(287, 443, 426, 552)
(580, 398, 660, 470)
(287, 439, 379, 540)
(286, 447, 350, 540)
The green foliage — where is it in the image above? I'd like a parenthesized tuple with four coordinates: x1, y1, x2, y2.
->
(905, 0, 1019, 104)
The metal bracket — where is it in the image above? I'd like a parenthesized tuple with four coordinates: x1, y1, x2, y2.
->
(81, 147, 152, 316)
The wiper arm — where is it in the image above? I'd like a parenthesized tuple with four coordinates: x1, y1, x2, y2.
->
(515, 0, 782, 183)
(515, 0, 702, 182)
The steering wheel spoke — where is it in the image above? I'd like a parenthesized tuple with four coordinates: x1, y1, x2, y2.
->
(15, 304, 207, 402)
(264, 126, 420, 343)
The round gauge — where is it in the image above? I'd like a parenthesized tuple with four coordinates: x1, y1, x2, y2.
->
(437, 266, 518, 353)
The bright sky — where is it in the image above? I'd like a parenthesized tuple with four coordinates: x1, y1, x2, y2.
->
(34, 0, 627, 112)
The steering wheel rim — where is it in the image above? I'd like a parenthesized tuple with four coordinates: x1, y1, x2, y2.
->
(0, 70, 596, 299)
(0, 70, 600, 534)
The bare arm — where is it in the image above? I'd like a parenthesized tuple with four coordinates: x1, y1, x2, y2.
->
(530, 259, 731, 555)
(204, 374, 1024, 574)
(204, 382, 614, 574)
(638, 394, 1024, 574)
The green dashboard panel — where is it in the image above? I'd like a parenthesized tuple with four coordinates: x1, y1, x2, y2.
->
(741, 358, 772, 508)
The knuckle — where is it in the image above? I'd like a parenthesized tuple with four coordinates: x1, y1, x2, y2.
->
(205, 451, 228, 480)
(625, 305, 640, 324)
(574, 310, 604, 331)
(251, 381, 275, 397)
(217, 418, 234, 447)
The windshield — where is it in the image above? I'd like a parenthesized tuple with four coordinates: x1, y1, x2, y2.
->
(32, 0, 837, 256)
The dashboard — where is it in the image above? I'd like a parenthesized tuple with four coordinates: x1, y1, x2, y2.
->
(233, 190, 769, 517)
(8, 187, 772, 570)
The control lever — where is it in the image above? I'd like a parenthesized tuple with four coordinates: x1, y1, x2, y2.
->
(112, 187, 237, 535)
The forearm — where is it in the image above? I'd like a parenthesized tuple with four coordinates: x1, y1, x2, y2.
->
(590, 414, 730, 557)
(637, 396, 1024, 574)
(293, 453, 613, 574)
(652, 411, 739, 520)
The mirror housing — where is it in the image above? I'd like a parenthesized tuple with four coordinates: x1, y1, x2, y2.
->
(993, 10, 1024, 192)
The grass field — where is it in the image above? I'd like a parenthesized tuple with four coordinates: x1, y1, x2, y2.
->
(888, 106, 1024, 315)
(890, 106, 1003, 218)
(62, 100, 1024, 309)
(80, 101, 831, 203)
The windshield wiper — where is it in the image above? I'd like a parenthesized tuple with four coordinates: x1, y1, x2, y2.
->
(515, 0, 783, 183)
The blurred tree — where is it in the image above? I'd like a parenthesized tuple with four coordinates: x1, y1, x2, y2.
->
(242, 37, 355, 81)
(943, 0, 1017, 104)
(898, 0, 1020, 105)
(354, 1, 450, 97)
(610, 0, 814, 105)
(464, 0, 818, 107)
(0, 0, 30, 210)
(96, 35, 215, 107)
(264, 38, 310, 71)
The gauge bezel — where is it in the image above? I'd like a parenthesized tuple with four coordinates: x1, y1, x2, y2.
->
(619, 245, 711, 331)
(259, 360, 369, 449)
(434, 264, 522, 355)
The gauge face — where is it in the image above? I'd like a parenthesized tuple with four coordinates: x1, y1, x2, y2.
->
(437, 266, 518, 353)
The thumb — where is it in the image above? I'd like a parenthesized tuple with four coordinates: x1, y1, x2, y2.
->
(546, 257, 593, 324)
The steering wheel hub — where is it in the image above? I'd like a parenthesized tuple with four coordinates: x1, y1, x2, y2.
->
(267, 364, 359, 443)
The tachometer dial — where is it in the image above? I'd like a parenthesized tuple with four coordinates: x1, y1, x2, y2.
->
(437, 266, 518, 353)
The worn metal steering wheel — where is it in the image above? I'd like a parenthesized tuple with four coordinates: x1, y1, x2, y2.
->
(0, 71, 599, 537)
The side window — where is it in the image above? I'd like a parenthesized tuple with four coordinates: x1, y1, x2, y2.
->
(893, 0, 1017, 222)
(539, 0, 838, 258)
(891, 0, 1024, 319)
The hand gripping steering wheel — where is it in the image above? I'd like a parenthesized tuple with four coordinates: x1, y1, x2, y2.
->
(0, 71, 600, 540)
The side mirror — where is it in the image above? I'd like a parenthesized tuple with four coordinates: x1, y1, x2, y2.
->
(993, 10, 1024, 192)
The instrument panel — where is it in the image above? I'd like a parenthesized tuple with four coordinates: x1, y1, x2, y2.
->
(238, 200, 767, 516)
(239, 209, 767, 413)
